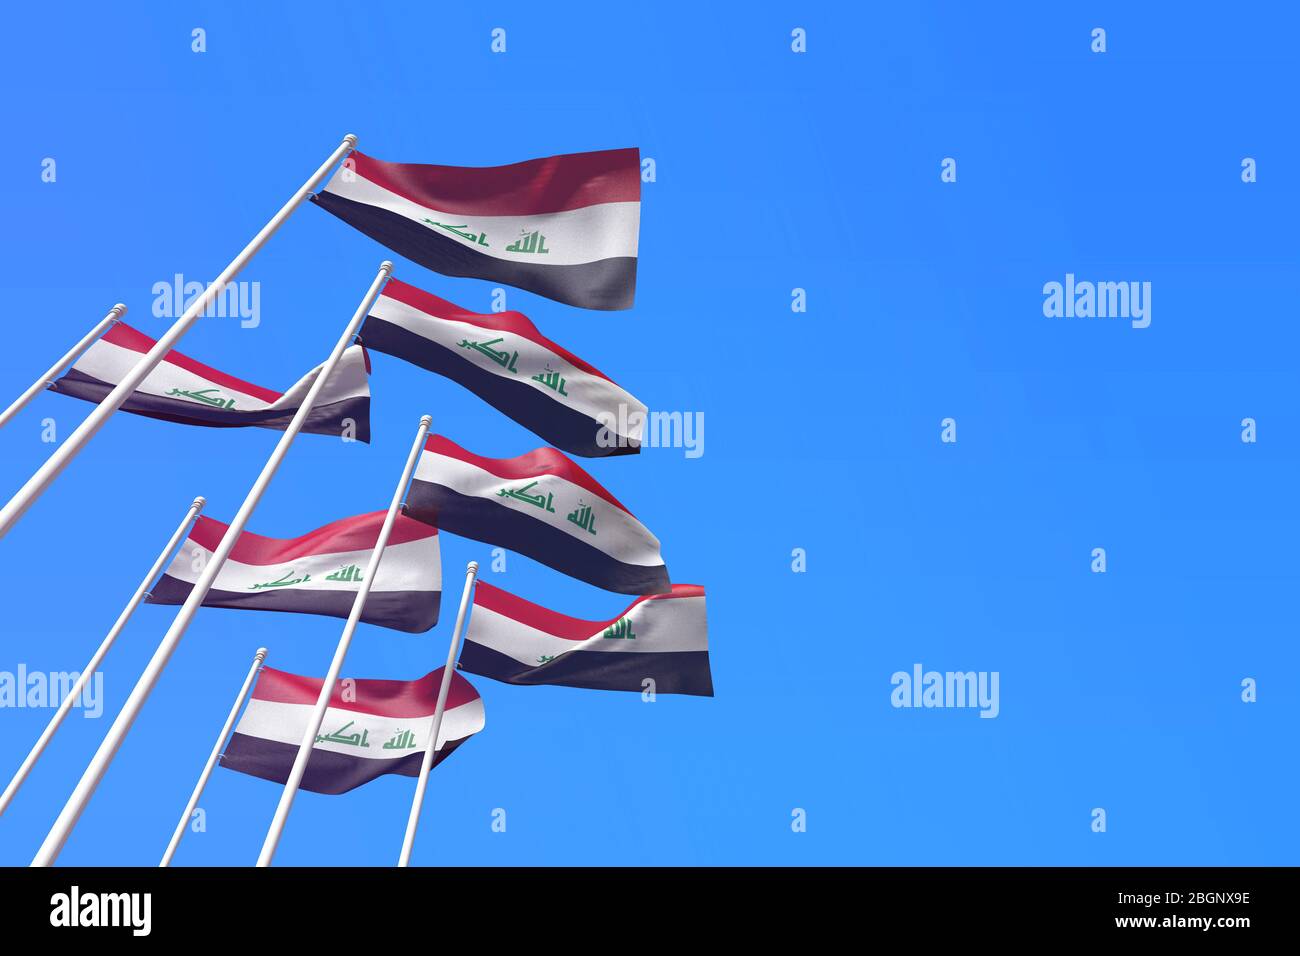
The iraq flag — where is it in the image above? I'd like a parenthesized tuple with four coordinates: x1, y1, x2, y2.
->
(462, 582, 712, 696)
(313, 147, 639, 310)
(222, 665, 484, 795)
(404, 435, 670, 595)
(364, 277, 646, 457)
(147, 512, 441, 632)
(50, 321, 371, 441)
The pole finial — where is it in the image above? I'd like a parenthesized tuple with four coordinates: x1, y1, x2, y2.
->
(467, 561, 479, 574)
(191, 495, 206, 511)
(255, 647, 269, 661)
(419, 414, 432, 429)
(379, 260, 394, 276)
(111, 303, 128, 317)
(343, 133, 358, 148)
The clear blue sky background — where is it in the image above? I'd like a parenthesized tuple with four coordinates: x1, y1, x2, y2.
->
(0, 3, 1295, 866)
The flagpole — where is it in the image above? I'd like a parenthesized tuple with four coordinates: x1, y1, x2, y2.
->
(397, 559, 479, 867)
(255, 413, 433, 867)
(0, 304, 126, 431)
(0, 495, 204, 818)
(31, 261, 393, 867)
(0, 133, 358, 542)
(160, 646, 268, 867)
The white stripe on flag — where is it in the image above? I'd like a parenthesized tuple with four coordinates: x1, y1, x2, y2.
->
(69, 339, 369, 413)
(73, 337, 275, 409)
(235, 696, 484, 760)
(468, 595, 708, 666)
(164, 533, 439, 595)
(323, 169, 640, 266)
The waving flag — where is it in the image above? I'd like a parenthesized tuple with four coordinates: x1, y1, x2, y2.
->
(404, 435, 669, 595)
(222, 665, 483, 795)
(313, 148, 640, 310)
(49, 321, 372, 441)
(463, 582, 712, 696)
(365, 278, 646, 456)
(147, 512, 440, 632)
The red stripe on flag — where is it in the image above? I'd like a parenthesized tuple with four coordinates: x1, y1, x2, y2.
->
(346, 147, 640, 217)
(188, 512, 437, 564)
(472, 580, 705, 641)
(422, 435, 634, 515)
(102, 322, 284, 404)
(377, 278, 615, 383)
(250, 665, 479, 717)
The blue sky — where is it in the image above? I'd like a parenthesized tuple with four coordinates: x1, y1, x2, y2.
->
(0, 3, 1296, 866)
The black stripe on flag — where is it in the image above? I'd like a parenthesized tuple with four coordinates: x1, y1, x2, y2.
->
(459, 641, 714, 697)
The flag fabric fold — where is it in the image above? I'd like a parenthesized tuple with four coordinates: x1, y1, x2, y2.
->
(364, 278, 646, 457)
(49, 322, 372, 441)
(222, 665, 483, 795)
(312, 147, 640, 311)
(404, 435, 669, 595)
(462, 582, 712, 696)
(146, 512, 441, 633)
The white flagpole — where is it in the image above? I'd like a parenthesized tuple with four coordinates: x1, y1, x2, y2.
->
(0, 304, 126, 431)
(256, 413, 433, 867)
(397, 559, 479, 867)
(0, 495, 204, 818)
(31, 261, 393, 867)
(160, 646, 268, 867)
(0, 133, 358, 542)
